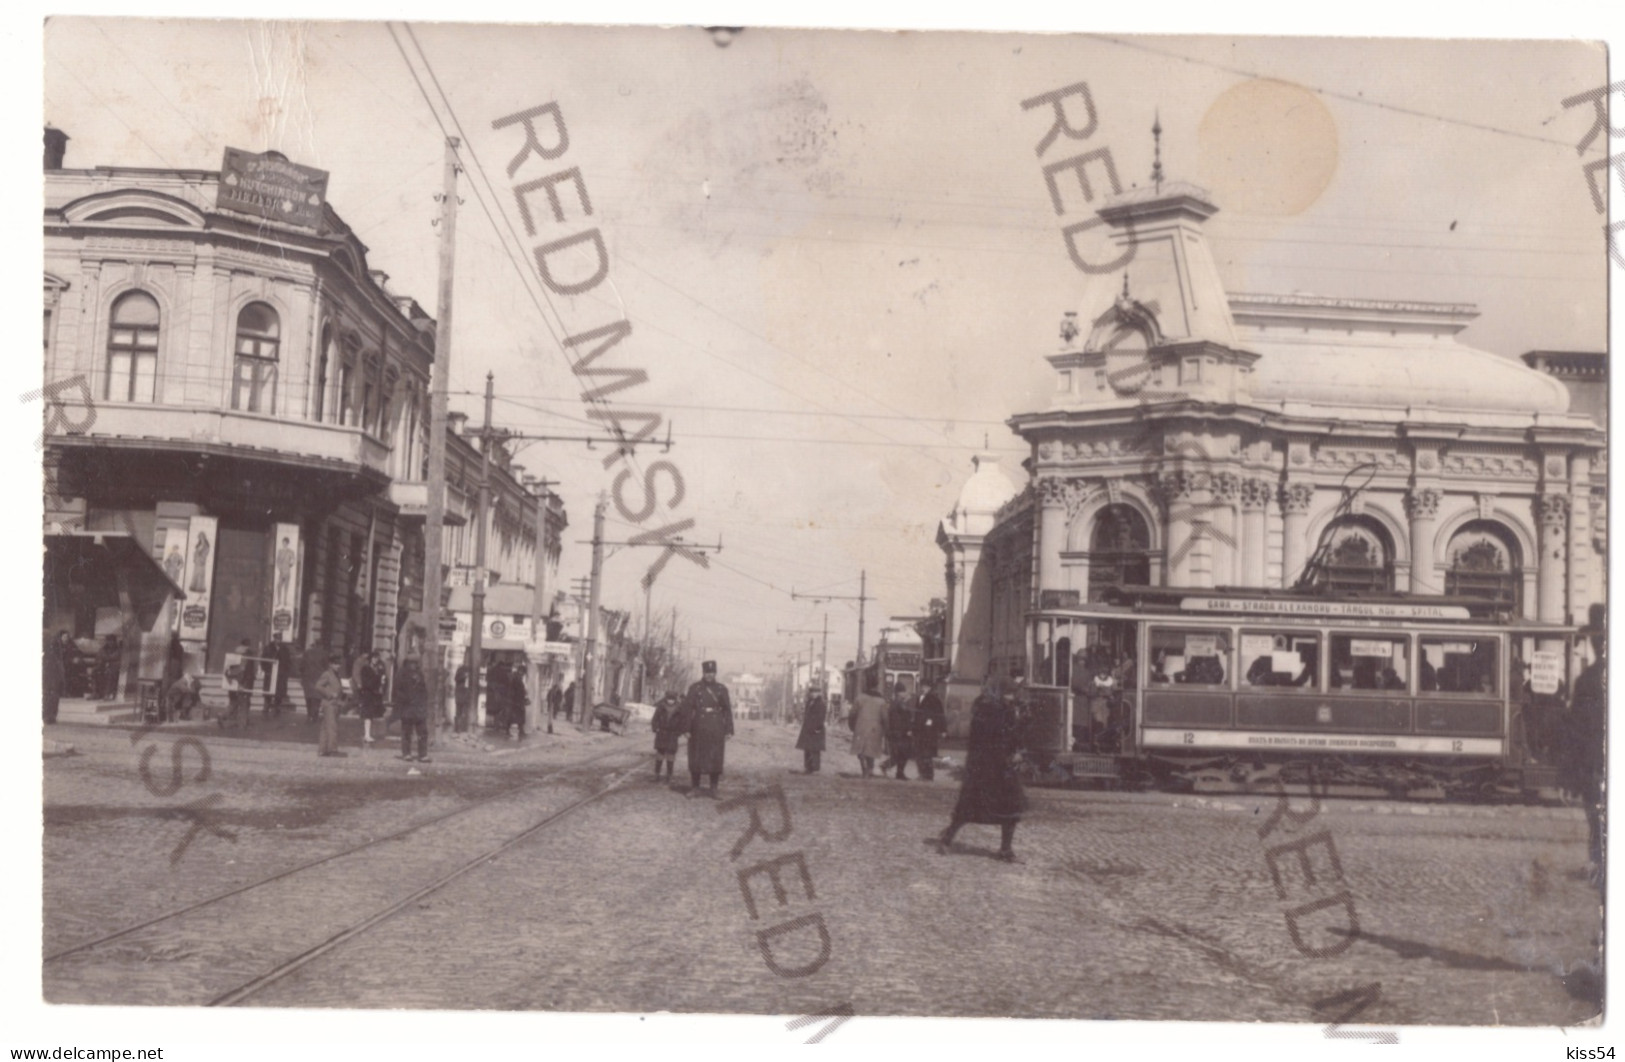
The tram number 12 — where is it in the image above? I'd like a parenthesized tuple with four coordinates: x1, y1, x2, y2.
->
(1451, 740, 1464, 753)
(1183, 732, 1195, 745)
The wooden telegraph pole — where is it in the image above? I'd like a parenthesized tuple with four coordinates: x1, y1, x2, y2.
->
(579, 494, 607, 729)
(465, 371, 495, 732)
(422, 136, 459, 729)
(526, 475, 557, 734)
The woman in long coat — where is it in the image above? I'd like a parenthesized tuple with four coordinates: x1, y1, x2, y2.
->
(937, 678, 1028, 862)
(796, 686, 827, 773)
(847, 688, 886, 778)
(913, 680, 947, 781)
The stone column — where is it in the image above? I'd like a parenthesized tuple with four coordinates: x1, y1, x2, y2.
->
(1239, 478, 1271, 587)
(1404, 488, 1441, 595)
(1036, 478, 1068, 602)
(1568, 453, 1594, 626)
(1279, 482, 1315, 589)
(1536, 493, 1570, 628)
(1210, 473, 1241, 587)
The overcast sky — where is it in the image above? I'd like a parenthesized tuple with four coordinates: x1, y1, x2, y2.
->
(41, 19, 1609, 677)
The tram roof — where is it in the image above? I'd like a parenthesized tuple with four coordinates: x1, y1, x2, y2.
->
(1030, 585, 1558, 626)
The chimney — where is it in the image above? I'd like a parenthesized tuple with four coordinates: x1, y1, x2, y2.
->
(447, 411, 468, 434)
(44, 126, 68, 171)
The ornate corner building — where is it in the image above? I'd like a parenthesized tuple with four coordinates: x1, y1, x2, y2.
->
(939, 167, 1605, 685)
(41, 129, 565, 685)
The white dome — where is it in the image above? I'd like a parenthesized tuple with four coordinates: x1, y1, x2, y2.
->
(955, 453, 1018, 518)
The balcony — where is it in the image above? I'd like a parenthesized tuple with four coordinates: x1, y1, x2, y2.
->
(56, 402, 392, 479)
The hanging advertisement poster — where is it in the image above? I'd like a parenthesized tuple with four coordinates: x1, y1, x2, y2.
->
(177, 514, 219, 645)
(151, 517, 191, 632)
(269, 523, 302, 644)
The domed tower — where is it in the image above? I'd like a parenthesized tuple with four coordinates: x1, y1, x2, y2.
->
(937, 452, 1019, 685)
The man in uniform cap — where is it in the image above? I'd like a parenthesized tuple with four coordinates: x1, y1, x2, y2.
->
(681, 660, 734, 797)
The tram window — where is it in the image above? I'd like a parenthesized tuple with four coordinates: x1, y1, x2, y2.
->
(1240, 631, 1319, 688)
(1148, 628, 1230, 687)
(1329, 634, 1409, 692)
(1419, 637, 1498, 695)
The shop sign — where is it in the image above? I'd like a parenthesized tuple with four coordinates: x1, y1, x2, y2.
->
(217, 148, 329, 231)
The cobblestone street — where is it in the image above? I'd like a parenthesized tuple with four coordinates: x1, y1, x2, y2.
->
(43, 716, 1603, 1028)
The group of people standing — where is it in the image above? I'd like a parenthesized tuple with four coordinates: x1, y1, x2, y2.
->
(649, 660, 735, 797)
(839, 679, 947, 781)
(456, 656, 531, 740)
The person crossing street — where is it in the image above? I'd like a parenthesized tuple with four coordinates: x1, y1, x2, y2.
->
(796, 682, 827, 774)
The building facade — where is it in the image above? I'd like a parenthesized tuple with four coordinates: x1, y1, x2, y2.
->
(42, 135, 565, 691)
(940, 172, 1606, 687)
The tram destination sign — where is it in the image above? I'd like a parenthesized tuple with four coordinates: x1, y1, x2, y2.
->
(1180, 597, 1473, 621)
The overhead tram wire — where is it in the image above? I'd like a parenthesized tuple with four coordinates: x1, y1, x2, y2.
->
(1083, 34, 1591, 153)
(387, 24, 656, 490)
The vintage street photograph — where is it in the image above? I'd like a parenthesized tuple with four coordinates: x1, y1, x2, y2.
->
(25, 10, 1616, 1052)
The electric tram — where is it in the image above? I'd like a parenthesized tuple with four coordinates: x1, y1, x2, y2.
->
(1018, 586, 1583, 799)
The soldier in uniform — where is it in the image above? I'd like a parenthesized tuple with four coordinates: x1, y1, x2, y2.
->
(682, 660, 734, 797)
(796, 682, 827, 774)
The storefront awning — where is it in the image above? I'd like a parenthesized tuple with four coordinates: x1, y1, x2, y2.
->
(45, 532, 185, 631)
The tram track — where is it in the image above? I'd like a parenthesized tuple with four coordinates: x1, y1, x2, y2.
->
(44, 746, 646, 1005)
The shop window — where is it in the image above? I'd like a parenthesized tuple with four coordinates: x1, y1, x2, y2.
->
(1312, 517, 1395, 594)
(1444, 522, 1521, 611)
(1087, 504, 1153, 600)
(1329, 633, 1409, 692)
(1240, 630, 1320, 689)
(1419, 636, 1498, 695)
(106, 291, 159, 403)
(232, 302, 279, 414)
(1148, 627, 1230, 687)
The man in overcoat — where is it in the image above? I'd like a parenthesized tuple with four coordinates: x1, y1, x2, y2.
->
(315, 652, 347, 758)
(394, 652, 431, 763)
(883, 681, 915, 780)
(847, 685, 886, 778)
(796, 683, 827, 773)
(682, 661, 733, 797)
(937, 676, 1028, 862)
(650, 691, 682, 780)
(914, 678, 947, 781)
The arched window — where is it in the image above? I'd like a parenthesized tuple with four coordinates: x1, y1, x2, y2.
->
(232, 302, 279, 413)
(1445, 521, 1522, 611)
(106, 291, 159, 402)
(1313, 517, 1395, 594)
(1087, 504, 1152, 600)
(312, 324, 332, 422)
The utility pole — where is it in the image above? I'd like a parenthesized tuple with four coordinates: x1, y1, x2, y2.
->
(525, 475, 557, 734)
(579, 494, 607, 730)
(422, 135, 459, 730)
(462, 371, 495, 732)
(791, 569, 869, 666)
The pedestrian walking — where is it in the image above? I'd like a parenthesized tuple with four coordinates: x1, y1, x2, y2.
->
(95, 634, 122, 700)
(223, 638, 256, 729)
(485, 658, 510, 733)
(883, 682, 914, 780)
(394, 652, 431, 763)
(563, 680, 577, 722)
(301, 647, 324, 724)
(937, 676, 1028, 862)
(315, 652, 347, 758)
(357, 651, 385, 745)
(270, 640, 292, 710)
(848, 686, 886, 778)
(506, 663, 529, 740)
(43, 629, 69, 725)
(681, 661, 733, 797)
(914, 679, 947, 781)
(796, 683, 827, 773)
(1560, 604, 1607, 887)
(650, 691, 682, 780)
(453, 660, 470, 727)
(547, 678, 563, 724)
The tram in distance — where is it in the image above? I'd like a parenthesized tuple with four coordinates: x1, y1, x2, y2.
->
(1018, 585, 1585, 799)
(843, 634, 925, 704)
